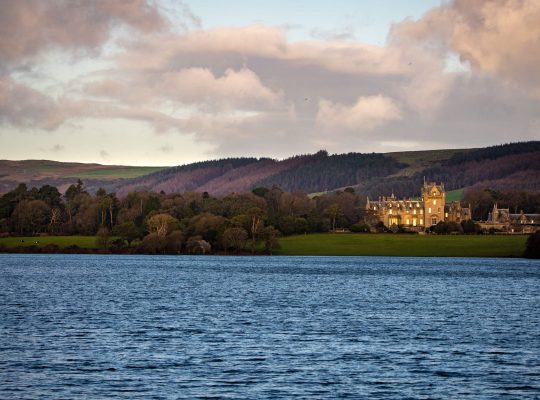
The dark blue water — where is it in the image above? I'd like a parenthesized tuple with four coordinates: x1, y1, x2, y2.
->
(1, 255, 539, 399)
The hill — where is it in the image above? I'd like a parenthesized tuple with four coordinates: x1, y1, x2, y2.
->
(0, 160, 165, 194)
(1, 141, 539, 198)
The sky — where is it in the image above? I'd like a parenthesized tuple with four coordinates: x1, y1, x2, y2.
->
(0, 0, 539, 166)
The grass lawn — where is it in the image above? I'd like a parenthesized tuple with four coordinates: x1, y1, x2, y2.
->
(446, 188, 464, 202)
(66, 167, 166, 180)
(0, 233, 529, 257)
(276, 233, 528, 258)
(0, 236, 99, 249)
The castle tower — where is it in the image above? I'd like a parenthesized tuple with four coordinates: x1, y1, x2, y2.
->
(422, 182, 446, 226)
(490, 203, 499, 222)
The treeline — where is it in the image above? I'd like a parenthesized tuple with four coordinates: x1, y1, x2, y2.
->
(445, 141, 540, 166)
(463, 188, 540, 220)
(0, 181, 366, 254)
(258, 151, 405, 193)
(362, 149, 540, 197)
(112, 150, 405, 196)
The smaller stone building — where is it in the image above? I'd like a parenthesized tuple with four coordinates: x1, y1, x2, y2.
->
(446, 201, 472, 223)
(484, 204, 540, 233)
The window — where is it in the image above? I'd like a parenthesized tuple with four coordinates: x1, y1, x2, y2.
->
(445, 212, 448, 218)
(438, 207, 441, 212)
(431, 217, 437, 225)
(413, 219, 417, 227)
(389, 209, 392, 215)
(428, 207, 431, 213)
(420, 218, 424, 225)
(433, 199, 436, 205)
(406, 218, 410, 225)
(413, 209, 417, 215)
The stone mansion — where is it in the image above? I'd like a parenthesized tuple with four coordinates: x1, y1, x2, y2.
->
(366, 181, 471, 230)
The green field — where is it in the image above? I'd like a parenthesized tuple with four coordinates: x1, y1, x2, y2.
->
(276, 233, 527, 257)
(0, 233, 529, 257)
(386, 148, 468, 177)
(66, 167, 166, 180)
(0, 236, 99, 249)
(446, 188, 464, 202)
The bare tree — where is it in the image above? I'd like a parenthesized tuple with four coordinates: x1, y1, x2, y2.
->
(146, 213, 179, 238)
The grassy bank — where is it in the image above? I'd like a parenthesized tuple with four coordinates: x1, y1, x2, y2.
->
(66, 166, 166, 179)
(0, 236, 98, 249)
(276, 233, 527, 258)
(0, 233, 529, 257)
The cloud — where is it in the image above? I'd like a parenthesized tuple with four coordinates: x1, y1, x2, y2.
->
(65, 17, 540, 157)
(84, 66, 281, 110)
(309, 26, 357, 41)
(159, 145, 173, 154)
(316, 96, 402, 132)
(0, 0, 164, 65)
(393, 0, 540, 97)
(1, 0, 540, 162)
(0, 75, 65, 129)
(115, 25, 407, 76)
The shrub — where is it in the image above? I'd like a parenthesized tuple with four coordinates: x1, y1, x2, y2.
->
(461, 220, 481, 234)
(96, 227, 110, 248)
(222, 227, 248, 253)
(432, 221, 449, 235)
(447, 221, 463, 234)
(375, 221, 387, 233)
(62, 245, 83, 254)
(524, 231, 540, 259)
(350, 223, 370, 233)
(112, 222, 141, 245)
(165, 230, 184, 254)
(42, 243, 60, 253)
(186, 235, 211, 254)
(140, 233, 165, 254)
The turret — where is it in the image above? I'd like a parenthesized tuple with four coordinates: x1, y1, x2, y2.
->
(422, 181, 446, 226)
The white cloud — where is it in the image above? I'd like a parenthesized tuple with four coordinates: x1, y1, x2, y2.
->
(394, 0, 540, 97)
(316, 96, 402, 132)
(1, 0, 540, 164)
(84, 67, 281, 110)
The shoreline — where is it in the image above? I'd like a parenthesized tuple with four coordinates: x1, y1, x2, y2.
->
(0, 233, 530, 258)
(0, 251, 529, 259)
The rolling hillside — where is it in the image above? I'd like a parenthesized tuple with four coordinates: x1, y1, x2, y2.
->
(1, 142, 539, 198)
(0, 160, 165, 194)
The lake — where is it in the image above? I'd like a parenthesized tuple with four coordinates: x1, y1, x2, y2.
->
(1, 254, 539, 399)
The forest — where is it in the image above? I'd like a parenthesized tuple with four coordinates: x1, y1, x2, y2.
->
(0, 180, 365, 254)
(1, 178, 539, 255)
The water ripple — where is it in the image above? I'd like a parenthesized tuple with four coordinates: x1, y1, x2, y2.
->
(1, 254, 539, 399)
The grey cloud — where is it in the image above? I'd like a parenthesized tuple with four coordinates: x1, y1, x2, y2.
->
(0, 0, 164, 65)
(393, 0, 540, 97)
(2, 1, 540, 161)
(70, 18, 540, 158)
(159, 145, 173, 154)
(309, 26, 357, 41)
(0, 75, 65, 129)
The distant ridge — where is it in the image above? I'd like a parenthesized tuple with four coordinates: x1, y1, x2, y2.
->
(1, 141, 539, 197)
